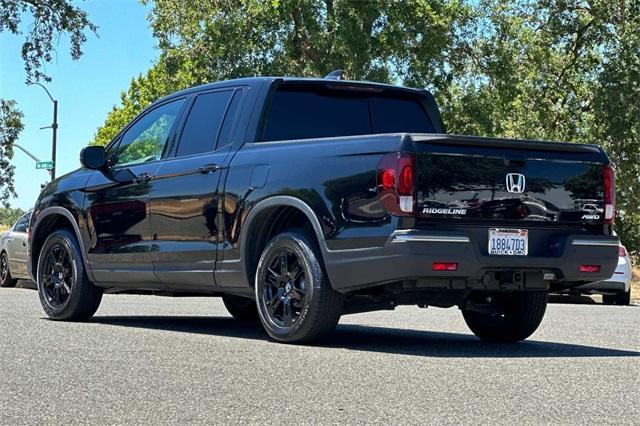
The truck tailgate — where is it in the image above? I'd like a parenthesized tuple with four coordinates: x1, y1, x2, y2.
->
(411, 134, 611, 225)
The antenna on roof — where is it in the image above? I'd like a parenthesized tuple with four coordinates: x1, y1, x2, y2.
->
(324, 69, 345, 80)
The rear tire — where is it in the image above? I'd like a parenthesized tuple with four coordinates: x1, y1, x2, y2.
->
(462, 291, 548, 343)
(37, 229, 103, 321)
(617, 289, 631, 306)
(222, 294, 258, 321)
(0, 251, 17, 288)
(255, 230, 343, 343)
(603, 290, 631, 306)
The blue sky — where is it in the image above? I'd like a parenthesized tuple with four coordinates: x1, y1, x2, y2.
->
(0, 0, 158, 210)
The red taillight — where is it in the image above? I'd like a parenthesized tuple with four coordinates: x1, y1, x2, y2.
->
(398, 160, 413, 195)
(381, 169, 396, 190)
(432, 262, 458, 271)
(579, 264, 601, 273)
(377, 153, 414, 216)
(619, 246, 627, 257)
(603, 165, 615, 224)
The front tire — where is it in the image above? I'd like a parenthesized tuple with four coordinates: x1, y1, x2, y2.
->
(462, 291, 548, 343)
(255, 230, 343, 343)
(0, 251, 17, 288)
(37, 229, 103, 321)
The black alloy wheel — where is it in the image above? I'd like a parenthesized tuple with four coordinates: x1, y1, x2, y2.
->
(255, 230, 343, 343)
(39, 242, 74, 309)
(260, 247, 308, 328)
(37, 229, 103, 321)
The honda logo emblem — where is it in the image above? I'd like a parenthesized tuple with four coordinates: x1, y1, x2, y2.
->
(506, 173, 526, 193)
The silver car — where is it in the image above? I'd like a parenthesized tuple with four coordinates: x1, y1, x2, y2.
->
(0, 212, 32, 287)
(573, 245, 633, 305)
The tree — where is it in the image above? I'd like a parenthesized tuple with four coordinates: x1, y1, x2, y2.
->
(0, 0, 95, 206)
(440, 0, 639, 253)
(0, 205, 25, 226)
(92, 0, 472, 146)
(0, 0, 97, 83)
(0, 100, 23, 205)
(591, 2, 640, 254)
(91, 0, 638, 252)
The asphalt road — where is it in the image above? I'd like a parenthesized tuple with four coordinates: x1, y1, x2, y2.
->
(1, 288, 639, 425)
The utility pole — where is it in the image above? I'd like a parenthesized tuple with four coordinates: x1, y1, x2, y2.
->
(30, 83, 58, 180)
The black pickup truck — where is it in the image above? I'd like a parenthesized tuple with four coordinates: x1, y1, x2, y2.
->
(28, 76, 619, 343)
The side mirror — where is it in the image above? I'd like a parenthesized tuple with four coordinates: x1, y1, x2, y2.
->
(80, 146, 106, 170)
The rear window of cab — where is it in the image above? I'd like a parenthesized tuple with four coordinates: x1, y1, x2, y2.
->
(261, 85, 434, 142)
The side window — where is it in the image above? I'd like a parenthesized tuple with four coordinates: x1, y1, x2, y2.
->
(217, 91, 243, 149)
(113, 99, 184, 167)
(176, 90, 233, 157)
(13, 213, 30, 233)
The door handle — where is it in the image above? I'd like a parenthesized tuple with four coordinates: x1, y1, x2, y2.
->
(134, 172, 153, 183)
(198, 163, 220, 174)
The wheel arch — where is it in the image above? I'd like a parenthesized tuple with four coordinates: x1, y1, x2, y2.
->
(240, 196, 328, 289)
(30, 207, 92, 282)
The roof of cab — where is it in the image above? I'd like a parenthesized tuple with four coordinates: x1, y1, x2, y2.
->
(157, 76, 426, 104)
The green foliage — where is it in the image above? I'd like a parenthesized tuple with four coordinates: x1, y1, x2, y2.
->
(441, 0, 639, 253)
(0, 100, 23, 205)
(1, 0, 94, 208)
(92, 0, 638, 252)
(0, 205, 25, 227)
(92, 62, 183, 147)
(114, 114, 177, 165)
(92, 0, 472, 146)
(0, 0, 97, 84)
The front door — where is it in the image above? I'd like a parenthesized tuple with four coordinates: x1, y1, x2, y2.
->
(7, 213, 30, 277)
(149, 89, 242, 290)
(85, 98, 186, 285)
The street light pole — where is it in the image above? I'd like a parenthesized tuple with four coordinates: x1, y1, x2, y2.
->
(13, 143, 41, 163)
(52, 99, 58, 180)
(30, 83, 58, 180)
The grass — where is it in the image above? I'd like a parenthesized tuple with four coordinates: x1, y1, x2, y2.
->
(632, 266, 640, 301)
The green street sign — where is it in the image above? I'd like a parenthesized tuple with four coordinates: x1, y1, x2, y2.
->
(36, 161, 54, 170)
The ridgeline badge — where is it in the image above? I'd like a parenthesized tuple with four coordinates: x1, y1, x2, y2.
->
(422, 207, 467, 215)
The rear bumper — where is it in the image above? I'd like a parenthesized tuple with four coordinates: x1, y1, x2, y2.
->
(323, 230, 619, 292)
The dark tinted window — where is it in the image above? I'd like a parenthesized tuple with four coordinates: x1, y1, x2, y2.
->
(371, 97, 433, 133)
(13, 213, 30, 233)
(114, 99, 184, 166)
(262, 86, 434, 142)
(262, 89, 370, 141)
(177, 90, 233, 157)
(217, 91, 243, 149)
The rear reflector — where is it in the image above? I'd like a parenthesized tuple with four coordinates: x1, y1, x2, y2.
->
(579, 264, 601, 273)
(432, 262, 458, 271)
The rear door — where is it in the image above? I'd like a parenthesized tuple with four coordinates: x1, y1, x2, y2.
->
(149, 88, 244, 290)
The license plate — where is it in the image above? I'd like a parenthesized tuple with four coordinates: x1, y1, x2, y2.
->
(488, 228, 528, 256)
